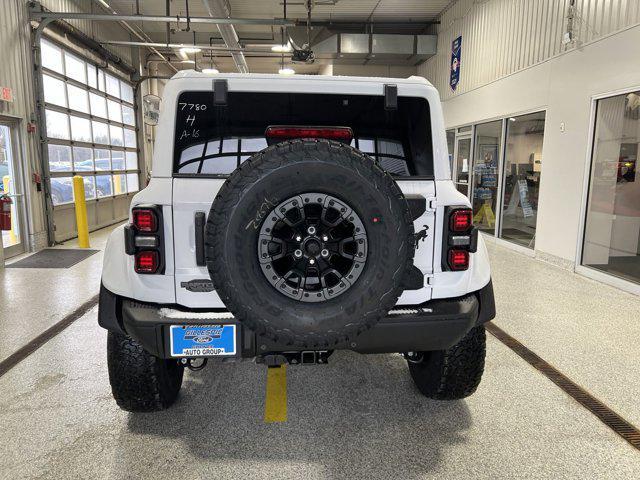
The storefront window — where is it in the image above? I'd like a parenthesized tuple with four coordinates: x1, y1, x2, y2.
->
(500, 112, 545, 248)
(582, 91, 640, 284)
(472, 120, 502, 234)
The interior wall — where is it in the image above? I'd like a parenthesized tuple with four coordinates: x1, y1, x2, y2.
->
(424, 24, 640, 264)
(0, 0, 48, 251)
(420, 0, 640, 101)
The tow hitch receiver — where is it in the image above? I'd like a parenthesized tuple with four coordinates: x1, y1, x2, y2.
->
(258, 351, 332, 366)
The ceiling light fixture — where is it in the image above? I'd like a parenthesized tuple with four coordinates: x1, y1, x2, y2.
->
(271, 43, 292, 53)
(202, 68, 219, 74)
(279, 67, 295, 75)
(180, 47, 202, 54)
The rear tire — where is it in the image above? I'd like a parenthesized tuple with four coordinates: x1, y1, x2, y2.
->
(407, 325, 486, 400)
(107, 332, 184, 412)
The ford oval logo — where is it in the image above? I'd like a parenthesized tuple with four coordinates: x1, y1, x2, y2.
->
(193, 335, 213, 344)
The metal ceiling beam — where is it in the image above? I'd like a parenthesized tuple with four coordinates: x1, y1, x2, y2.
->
(298, 20, 440, 27)
(101, 40, 242, 52)
(105, 40, 298, 58)
(29, 11, 296, 27)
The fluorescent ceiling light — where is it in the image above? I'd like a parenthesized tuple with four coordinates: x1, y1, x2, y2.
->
(271, 43, 292, 53)
(279, 67, 295, 75)
(97, 0, 111, 8)
(180, 47, 202, 54)
(181, 60, 195, 64)
(202, 68, 219, 74)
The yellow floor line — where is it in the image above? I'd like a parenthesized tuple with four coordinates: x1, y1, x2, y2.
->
(264, 365, 287, 423)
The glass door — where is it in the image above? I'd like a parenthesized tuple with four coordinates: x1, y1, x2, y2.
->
(582, 91, 640, 285)
(471, 120, 503, 234)
(0, 122, 26, 258)
(453, 135, 472, 197)
(499, 112, 545, 248)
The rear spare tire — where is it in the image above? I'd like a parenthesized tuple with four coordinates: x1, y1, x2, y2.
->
(205, 139, 415, 348)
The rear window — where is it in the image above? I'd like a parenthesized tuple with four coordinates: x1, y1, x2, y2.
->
(173, 91, 433, 178)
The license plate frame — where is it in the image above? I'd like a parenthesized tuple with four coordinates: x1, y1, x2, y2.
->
(169, 324, 237, 357)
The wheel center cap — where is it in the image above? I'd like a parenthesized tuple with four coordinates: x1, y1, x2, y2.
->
(304, 238, 321, 256)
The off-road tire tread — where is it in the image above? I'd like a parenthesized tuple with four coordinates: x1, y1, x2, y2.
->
(205, 139, 415, 348)
(408, 325, 486, 400)
(107, 332, 184, 412)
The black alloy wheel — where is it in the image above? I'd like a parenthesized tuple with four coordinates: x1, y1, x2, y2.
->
(258, 193, 368, 302)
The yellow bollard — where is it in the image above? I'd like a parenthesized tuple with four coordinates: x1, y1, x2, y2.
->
(2, 175, 17, 245)
(72, 175, 90, 248)
(113, 174, 122, 195)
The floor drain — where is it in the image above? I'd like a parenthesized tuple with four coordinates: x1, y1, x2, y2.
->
(486, 322, 640, 451)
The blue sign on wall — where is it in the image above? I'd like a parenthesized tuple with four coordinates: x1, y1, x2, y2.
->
(450, 36, 462, 91)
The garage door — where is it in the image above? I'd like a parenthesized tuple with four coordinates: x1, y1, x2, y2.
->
(39, 37, 140, 242)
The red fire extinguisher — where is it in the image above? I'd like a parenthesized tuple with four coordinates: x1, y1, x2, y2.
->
(0, 194, 12, 231)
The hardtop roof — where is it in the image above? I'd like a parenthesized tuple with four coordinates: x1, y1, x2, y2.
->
(170, 70, 434, 88)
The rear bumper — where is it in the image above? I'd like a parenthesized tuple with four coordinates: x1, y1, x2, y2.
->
(99, 280, 495, 359)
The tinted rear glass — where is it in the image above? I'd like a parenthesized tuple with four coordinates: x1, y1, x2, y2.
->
(173, 91, 433, 177)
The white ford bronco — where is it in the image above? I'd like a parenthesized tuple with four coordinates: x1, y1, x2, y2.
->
(99, 71, 495, 412)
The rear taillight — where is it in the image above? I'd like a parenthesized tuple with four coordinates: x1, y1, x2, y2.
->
(133, 209, 157, 232)
(442, 207, 477, 272)
(265, 126, 353, 143)
(125, 205, 164, 274)
(135, 251, 159, 274)
(448, 249, 469, 271)
(450, 209, 472, 232)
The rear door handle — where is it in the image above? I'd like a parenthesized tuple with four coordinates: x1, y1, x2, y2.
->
(194, 211, 206, 266)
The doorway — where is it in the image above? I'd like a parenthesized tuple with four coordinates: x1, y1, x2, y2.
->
(0, 122, 26, 258)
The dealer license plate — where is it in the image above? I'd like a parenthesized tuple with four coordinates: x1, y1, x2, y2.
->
(169, 324, 237, 357)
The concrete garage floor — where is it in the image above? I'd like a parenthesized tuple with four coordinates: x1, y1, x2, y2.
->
(0, 226, 116, 360)
(1, 233, 640, 478)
